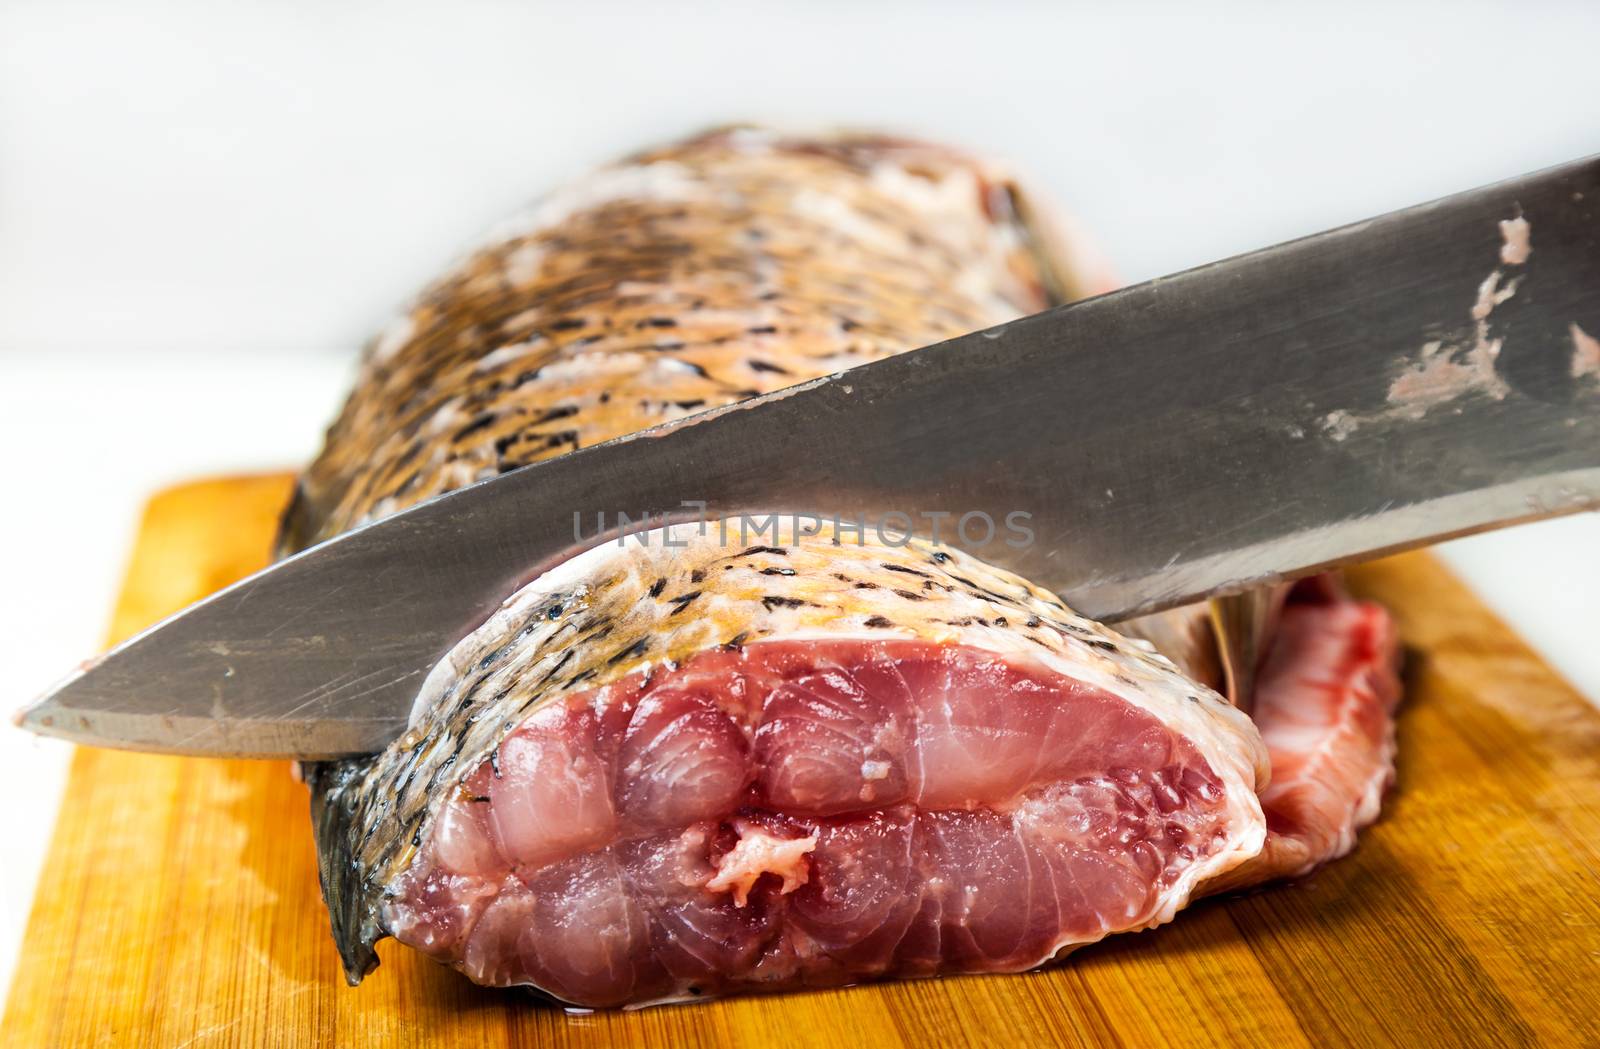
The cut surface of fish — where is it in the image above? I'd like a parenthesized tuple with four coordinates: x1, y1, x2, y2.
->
(315, 522, 1268, 1008)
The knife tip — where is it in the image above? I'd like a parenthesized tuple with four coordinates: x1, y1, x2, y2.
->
(14, 695, 57, 732)
(12, 704, 59, 745)
(15, 666, 86, 740)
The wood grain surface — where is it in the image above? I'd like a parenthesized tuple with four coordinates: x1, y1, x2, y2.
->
(4, 474, 1598, 1048)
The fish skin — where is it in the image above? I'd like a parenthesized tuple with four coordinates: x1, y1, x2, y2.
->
(279, 126, 1105, 552)
(1120, 604, 1229, 698)
(293, 126, 1122, 983)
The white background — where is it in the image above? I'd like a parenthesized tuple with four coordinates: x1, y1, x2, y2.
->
(2, 0, 1598, 995)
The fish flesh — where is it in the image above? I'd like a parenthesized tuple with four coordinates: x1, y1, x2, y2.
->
(1208, 578, 1402, 890)
(289, 128, 1402, 1008)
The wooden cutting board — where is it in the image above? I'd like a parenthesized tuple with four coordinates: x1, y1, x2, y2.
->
(5, 474, 1599, 1048)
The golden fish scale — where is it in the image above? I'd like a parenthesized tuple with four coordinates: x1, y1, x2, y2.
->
(287, 130, 1055, 549)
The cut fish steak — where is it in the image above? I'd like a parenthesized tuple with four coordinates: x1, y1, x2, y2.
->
(315, 522, 1268, 1007)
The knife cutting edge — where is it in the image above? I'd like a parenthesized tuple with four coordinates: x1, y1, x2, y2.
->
(18, 153, 1600, 758)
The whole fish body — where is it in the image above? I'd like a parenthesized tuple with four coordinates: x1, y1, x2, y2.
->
(291, 128, 1402, 1008)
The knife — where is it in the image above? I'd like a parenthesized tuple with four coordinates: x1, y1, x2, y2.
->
(18, 155, 1600, 758)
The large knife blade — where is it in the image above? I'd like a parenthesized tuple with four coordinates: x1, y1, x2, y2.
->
(19, 155, 1600, 758)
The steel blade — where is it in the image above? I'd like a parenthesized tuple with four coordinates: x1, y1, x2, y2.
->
(19, 155, 1600, 756)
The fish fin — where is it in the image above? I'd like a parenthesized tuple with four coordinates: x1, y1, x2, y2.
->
(273, 480, 318, 559)
(304, 758, 386, 984)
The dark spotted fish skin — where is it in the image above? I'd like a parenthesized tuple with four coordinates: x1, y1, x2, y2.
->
(280, 126, 1110, 552)
(290, 128, 1262, 992)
